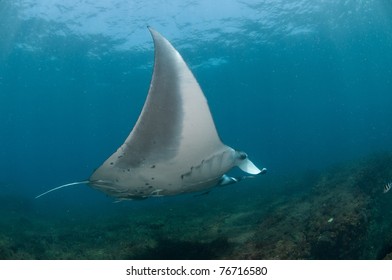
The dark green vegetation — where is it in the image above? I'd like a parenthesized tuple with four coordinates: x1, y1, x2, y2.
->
(1, 153, 392, 259)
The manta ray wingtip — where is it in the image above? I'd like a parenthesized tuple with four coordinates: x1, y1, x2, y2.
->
(147, 25, 156, 33)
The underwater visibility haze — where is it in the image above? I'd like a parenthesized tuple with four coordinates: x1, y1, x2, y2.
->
(1, 0, 392, 259)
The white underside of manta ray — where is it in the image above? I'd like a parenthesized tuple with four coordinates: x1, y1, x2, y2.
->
(36, 27, 267, 200)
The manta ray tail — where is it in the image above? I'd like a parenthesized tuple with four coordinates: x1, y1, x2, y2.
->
(35, 181, 89, 199)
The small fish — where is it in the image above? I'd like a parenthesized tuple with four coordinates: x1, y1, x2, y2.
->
(384, 182, 392, 194)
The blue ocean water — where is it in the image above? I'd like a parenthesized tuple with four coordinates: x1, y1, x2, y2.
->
(1, 0, 392, 259)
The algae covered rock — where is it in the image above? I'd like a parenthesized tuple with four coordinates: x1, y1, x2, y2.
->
(237, 152, 392, 259)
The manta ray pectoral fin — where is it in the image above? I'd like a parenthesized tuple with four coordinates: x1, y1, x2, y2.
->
(35, 180, 89, 199)
(238, 158, 267, 175)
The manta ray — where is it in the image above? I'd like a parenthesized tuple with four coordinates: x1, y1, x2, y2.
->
(36, 27, 266, 200)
